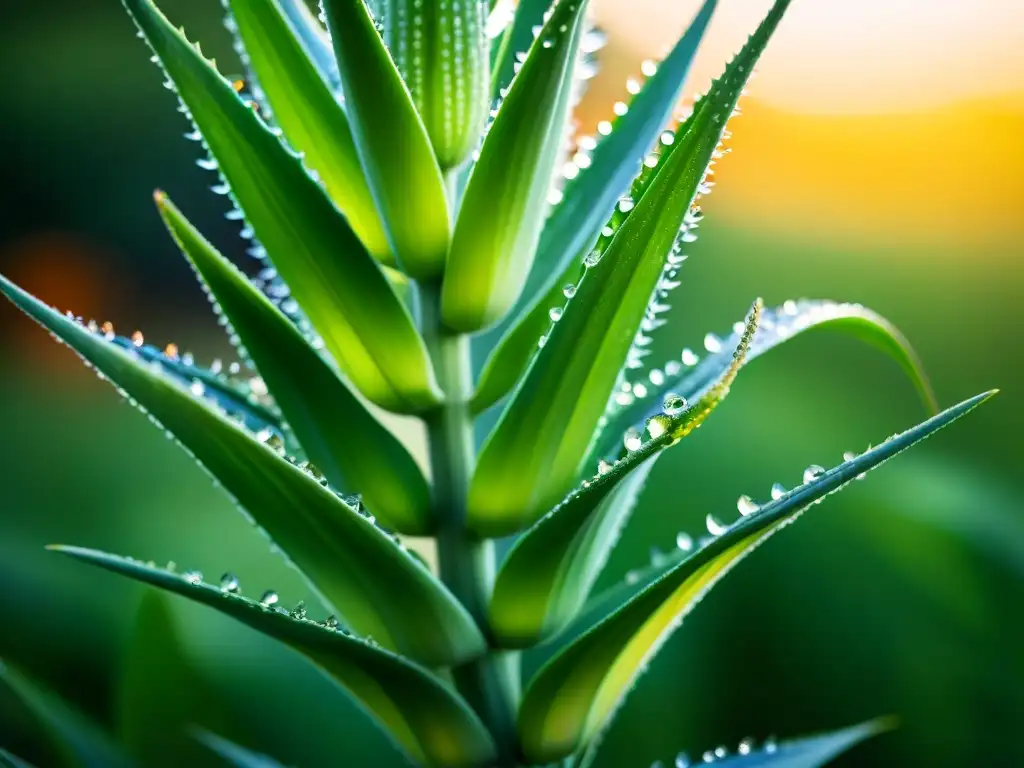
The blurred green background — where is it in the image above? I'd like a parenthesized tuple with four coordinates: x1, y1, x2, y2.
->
(1, 1, 1021, 766)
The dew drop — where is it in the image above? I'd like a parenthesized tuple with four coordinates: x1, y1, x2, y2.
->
(701, 750, 714, 763)
(646, 414, 670, 439)
(324, 615, 339, 630)
(131, 330, 145, 347)
(649, 368, 665, 386)
(164, 342, 179, 358)
(705, 514, 728, 536)
(676, 532, 693, 551)
(259, 590, 279, 608)
(189, 379, 206, 397)
(764, 737, 777, 754)
(843, 450, 858, 462)
(802, 464, 825, 484)
(737, 738, 754, 756)
(770, 481, 787, 500)
(662, 392, 687, 416)
(548, 306, 563, 322)
(183, 569, 203, 585)
(597, 459, 613, 476)
(623, 427, 643, 452)
(703, 333, 722, 353)
(736, 494, 758, 516)
(675, 753, 690, 768)
(618, 196, 635, 213)
(584, 250, 603, 267)
(219, 572, 240, 594)
(714, 746, 728, 759)
(681, 348, 699, 366)
(537, 334, 548, 349)
(632, 382, 648, 398)
(289, 601, 307, 620)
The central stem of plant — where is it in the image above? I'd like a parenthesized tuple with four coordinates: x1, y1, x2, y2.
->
(420, 283, 519, 764)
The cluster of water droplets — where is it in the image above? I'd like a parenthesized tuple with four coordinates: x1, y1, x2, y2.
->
(650, 735, 778, 767)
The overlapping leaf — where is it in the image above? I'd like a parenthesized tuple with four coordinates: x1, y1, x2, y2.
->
(489, 303, 760, 646)
(0, 662, 130, 768)
(276, 0, 339, 91)
(516, 391, 995, 762)
(0, 276, 483, 668)
(157, 193, 433, 534)
(51, 548, 497, 768)
(467, 1, 791, 537)
(320, 0, 451, 279)
(196, 731, 286, 768)
(489, 0, 548, 101)
(226, 0, 389, 261)
(442, 0, 592, 332)
(124, 0, 440, 413)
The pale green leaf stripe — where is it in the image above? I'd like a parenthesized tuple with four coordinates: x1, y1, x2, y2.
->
(0, 749, 38, 768)
(0, 275, 484, 669)
(489, 0, 549, 101)
(321, 0, 451, 280)
(51, 548, 497, 768)
(277, 0, 340, 91)
(525, 0, 717, 314)
(670, 720, 890, 768)
(124, 0, 440, 414)
(196, 731, 286, 768)
(489, 304, 760, 645)
(0, 662, 130, 768)
(593, 299, 938, 461)
(517, 391, 995, 762)
(157, 193, 433, 535)
(227, 0, 390, 262)
(467, 0, 786, 536)
(442, 0, 592, 332)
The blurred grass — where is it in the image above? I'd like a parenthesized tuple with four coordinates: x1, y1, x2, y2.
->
(1, 0, 1022, 766)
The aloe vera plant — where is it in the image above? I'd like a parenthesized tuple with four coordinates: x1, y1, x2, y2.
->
(0, 0, 997, 766)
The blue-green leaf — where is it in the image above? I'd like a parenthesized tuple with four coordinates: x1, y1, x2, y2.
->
(593, 299, 937, 461)
(0, 662, 130, 768)
(124, 0, 441, 413)
(488, 303, 760, 646)
(320, 0, 451, 279)
(226, 0, 390, 262)
(468, 1, 792, 536)
(0, 749, 39, 768)
(489, 0, 548, 101)
(277, 0, 339, 91)
(51, 549, 497, 768)
(195, 731, 285, 768)
(442, 0, 592, 332)
(0, 275, 484, 668)
(517, 391, 995, 762)
(156, 193, 433, 535)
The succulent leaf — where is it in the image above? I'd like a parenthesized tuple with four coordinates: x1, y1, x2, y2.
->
(381, 0, 490, 170)
(226, 0, 390, 262)
(157, 193, 433, 534)
(123, 0, 441, 413)
(442, 0, 592, 332)
(467, 0, 791, 536)
(488, 304, 759, 646)
(516, 391, 995, 762)
(489, 0, 548, 101)
(320, 0, 451, 279)
(50, 548, 498, 768)
(276, 0, 340, 91)
(593, 299, 938, 462)
(0, 275, 484, 668)
(0, 662, 131, 768)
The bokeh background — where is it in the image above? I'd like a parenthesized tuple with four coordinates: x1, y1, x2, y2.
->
(1, 0, 1021, 765)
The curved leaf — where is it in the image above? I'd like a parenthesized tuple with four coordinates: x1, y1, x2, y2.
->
(0, 749, 38, 768)
(0, 275, 484, 668)
(226, 0, 390, 261)
(593, 299, 937, 461)
(489, 302, 760, 646)
(157, 193, 433, 535)
(124, 0, 440, 413)
(442, 0, 592, 332)
(660, 720, 889, 768)
(489, 0, 547, 101)
(467, 0, 792, 536)
(0, 662, 130, 768)
(276, 0, 340, 91)
(320, 0, 451, 279)
(382, 0, 489, 169)
(52, 548, 497, 768)
(516, 391, 995, 762)
(526, 0, 717, 310)
(196, 731, 286, 768)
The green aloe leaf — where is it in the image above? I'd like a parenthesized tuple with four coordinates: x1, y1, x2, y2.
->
(660, 720, 889, 768)
(468, 0, 791, 536)
(0, 276, 484, 668)
(196, 731, 285, 768)
(442, 0, 592, 332)
(382, 0, 489, 169)
(51, 548, 497, 768)
(593, 299, 938, 461)
(516, 391, 995, 762)
(276, 0, 340, 91)
(157, 193, 433, 535)
(489, 303, 760, 646)
(320, 0, 451, 279)
(0, 750, 38, 768)
(226, 0, 390, 262)
(526, 0, 717, 309)
(124, 0, 440, 413)
(489, 0, 548, 101)
(0, 662, 130, 768)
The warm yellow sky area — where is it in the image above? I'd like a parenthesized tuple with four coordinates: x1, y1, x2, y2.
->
(583, 0, 1024, 245)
